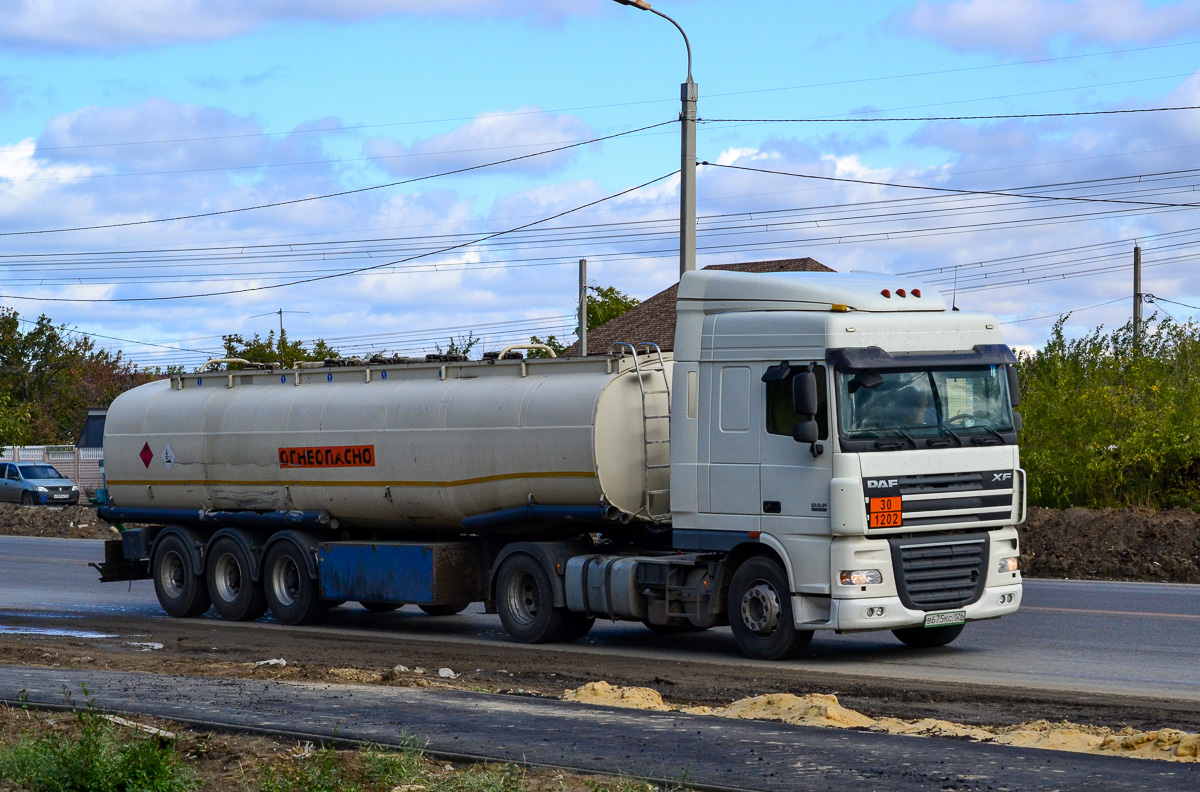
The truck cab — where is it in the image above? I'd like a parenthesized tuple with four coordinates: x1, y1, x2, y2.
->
(667, 270, 1024, 657)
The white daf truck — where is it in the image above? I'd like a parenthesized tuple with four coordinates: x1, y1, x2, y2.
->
(96, 269, 1024, 660)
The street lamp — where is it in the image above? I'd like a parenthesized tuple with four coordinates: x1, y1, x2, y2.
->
(612, 0, 697, 276)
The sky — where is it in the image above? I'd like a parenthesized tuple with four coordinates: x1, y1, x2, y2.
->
(3, 0, 1200, 369)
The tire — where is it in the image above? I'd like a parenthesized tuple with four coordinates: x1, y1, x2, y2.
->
(262, 541, 328, 626)
(19, 492, 33, 506)
(419, 602, 469, 617)
(727, 556, 813, 661)
(206, 537, 268, 622)
(495, 554, 588, 643)
(152, 534, 212, 618)
(360, 601, 402, 613)
(892, 623, 965, 648)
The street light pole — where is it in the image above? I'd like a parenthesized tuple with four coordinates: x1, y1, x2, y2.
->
(612, 0, 696, 276)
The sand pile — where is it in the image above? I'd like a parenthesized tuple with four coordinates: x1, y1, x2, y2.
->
(563, 682, 1199, 762)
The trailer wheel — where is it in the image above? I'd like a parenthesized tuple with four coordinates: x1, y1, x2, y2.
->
(892, 623, 964, 648)
(360, 601, 402, 613)
(727, 556, 812, 660)
(419, 603, 469, 616)
(207, 537, 268, 622)
(495, 554, 589, 643)
(152, 534, 211, 618)
(263, 541, 328, 626)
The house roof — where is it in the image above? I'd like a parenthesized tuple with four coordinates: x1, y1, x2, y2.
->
(568, 257, 834, 355)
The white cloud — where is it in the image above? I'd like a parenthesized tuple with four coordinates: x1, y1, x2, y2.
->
(901, 0, 1200, 56)
(0, 0, 604, 51)
(363, 108, 593, 179)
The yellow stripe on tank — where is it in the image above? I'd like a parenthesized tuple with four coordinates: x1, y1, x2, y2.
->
(106, 470, 598, 488)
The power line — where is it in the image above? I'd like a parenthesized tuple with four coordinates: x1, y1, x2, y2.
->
(0, 170, 678, 303)
(0, 120, 674, 237)
(702, 104, 1200, 124)
(999, 297, 1128, 324)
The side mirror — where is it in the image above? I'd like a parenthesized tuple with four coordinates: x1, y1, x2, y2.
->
(1006, 366, 1020, 407)
(792, 420, 819, 444)
(792, 371, 818, 416)
(1011, 411, 1022, 432)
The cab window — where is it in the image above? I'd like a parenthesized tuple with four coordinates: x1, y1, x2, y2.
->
(766, 365, 828, 439)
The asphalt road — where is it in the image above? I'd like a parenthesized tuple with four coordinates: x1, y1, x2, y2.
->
(1, 665, 1196, 792)
(2, 536, 1197, 704)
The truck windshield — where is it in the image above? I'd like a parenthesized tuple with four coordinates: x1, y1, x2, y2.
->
(836, 366, 1014, 447)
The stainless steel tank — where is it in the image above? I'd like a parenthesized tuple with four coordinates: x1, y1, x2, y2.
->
(103, 353, 672, 529)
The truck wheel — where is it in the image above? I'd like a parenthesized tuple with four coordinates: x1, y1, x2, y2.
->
(892, 624, 964, 648)
(206, 537, 268, 622)
(152, 534, 211, 618)
(495, 554, 587, 643)
(360, 601, 402, 613)
(419, 603, 469, 616)
(728, 557, 812, 660)
(263, 541, 328, 626)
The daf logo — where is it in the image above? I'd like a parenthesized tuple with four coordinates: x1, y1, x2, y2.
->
(992, 472, 1013, 482)
(866, 479, 898, 489)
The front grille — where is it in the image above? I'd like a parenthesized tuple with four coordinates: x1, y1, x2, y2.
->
(864, 470, 1014, 530)
(890, 533, 988, 611)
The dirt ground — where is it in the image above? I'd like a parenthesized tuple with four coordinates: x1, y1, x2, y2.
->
(1020, 506, 1200, 583)
(6, 501, 1199, 584)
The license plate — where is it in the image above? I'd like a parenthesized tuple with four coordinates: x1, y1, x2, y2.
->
(924, 610, 966, 628)
(52, 494, 69, 499)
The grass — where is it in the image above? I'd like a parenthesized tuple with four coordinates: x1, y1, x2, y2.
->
(0, 702, 681, 792)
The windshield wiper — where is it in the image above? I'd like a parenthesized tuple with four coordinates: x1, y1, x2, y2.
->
(934, 424, 965, 447)
(971, 424, 1006, 445)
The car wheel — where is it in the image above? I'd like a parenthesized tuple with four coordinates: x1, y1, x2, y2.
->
(19, 491, 34, 506)
(152, 534, 212, 618)
(263, 541, 328, 626)
(892, 623, 965, 648)
(206, 537, 268, 622)
(727, 556, 813, 660)
(495, 554, 588, 643)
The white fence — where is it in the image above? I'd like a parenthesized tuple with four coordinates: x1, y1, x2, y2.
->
(1, 446, 104, 492)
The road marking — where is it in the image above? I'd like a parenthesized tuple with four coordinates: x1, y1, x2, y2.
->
(1022, 605, 1200, 620)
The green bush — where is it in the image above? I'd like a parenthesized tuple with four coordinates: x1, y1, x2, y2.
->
(0, 708, 195, 792)
(1018, 315, 1200, 509)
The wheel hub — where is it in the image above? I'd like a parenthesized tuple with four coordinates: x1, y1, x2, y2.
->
(740, 581, 782, 635)
(271, 556, 301, 607)
(504, 571, 539, 626)
(213, 553, 242, 602)
(159, 551, 185, 599)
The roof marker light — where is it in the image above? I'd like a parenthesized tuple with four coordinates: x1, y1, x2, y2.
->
(897, 288, 907, 298)
(912, 288, 922, 298)
(880, 289, 891, 298)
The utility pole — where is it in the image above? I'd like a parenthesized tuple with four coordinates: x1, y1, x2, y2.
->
(250, 308, 308, 367)
(1133, 245, 1143, 350)
(578, 258, 588, 357)
(612, 0, 696, 277)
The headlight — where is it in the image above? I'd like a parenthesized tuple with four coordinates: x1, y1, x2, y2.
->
(36, 486, 48, 492)
(840, 569, 883, 586)
(998, 557, 1019, 573)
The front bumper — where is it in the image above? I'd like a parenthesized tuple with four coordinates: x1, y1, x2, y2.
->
(825, 581, 1023, 632)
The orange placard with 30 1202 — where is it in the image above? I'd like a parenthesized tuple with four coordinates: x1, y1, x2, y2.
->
(869, 496, 902, 528)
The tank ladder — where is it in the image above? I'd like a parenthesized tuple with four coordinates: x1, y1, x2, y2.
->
(612, 342, 672, 522)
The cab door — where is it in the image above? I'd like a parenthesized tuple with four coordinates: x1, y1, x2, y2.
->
(759, 364, 835, 526)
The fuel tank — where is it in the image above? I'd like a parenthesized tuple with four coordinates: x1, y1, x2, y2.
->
(103, 353, 672, 529)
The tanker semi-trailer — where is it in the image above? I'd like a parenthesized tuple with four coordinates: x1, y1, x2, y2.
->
(95, 269, 1026, 660)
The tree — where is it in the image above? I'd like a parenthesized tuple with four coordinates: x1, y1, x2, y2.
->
(222, 330, 339, 368)
(434, 332, 480, 358)
(529, 284, 640, 358)
(0, 389, 32, 446)
(0, 308, 152, 443)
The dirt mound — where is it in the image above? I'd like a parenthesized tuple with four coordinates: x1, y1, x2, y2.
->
(1019, 506, 1200, 583)
(0, 503, 114, 540)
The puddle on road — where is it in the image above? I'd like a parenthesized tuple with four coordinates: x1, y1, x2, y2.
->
(0, 625, 116, 639)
